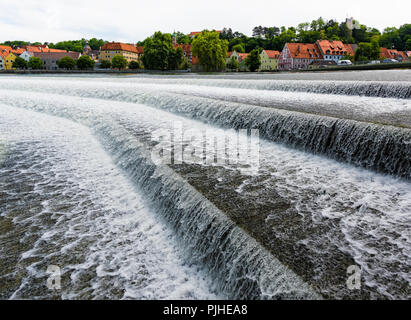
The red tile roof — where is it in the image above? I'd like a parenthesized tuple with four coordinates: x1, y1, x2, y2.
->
(380, 48, 408, 60)
(12, 48, 25, 55)
(263, 50, 281, 59)
(0, 51, 8, 59)
(287, 43, 323, 59)
(136, 46, 144, 54)
(100, 42, 138, 54)
(24, 46, 67, 53)
(227, 51, 233, 58)
(0, 45, 13, 55)
(238, 53, 249, 62)
(316, 40, 348, 56)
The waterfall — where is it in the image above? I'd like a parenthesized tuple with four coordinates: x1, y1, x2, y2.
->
(1, 83, 410, 179)
(109, 79, 411, 99)
(0, 99, 321, 300)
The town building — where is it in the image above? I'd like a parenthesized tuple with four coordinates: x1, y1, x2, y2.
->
(380, 48, 408, 62)
(33, 51, 81, 70)
(82, 40, 100, 61)
(278, 43, 323, 70)
(0, 45, 13, 70)
(315, 40, 353, 62)
(136, 46, 144, 61)
(175, 44, 192, 65)
(259, 50, 281, 71)
(99, 42, 139, 63)
(20, 45, 67, 61)
(0, 52, 6, 70)
(3, 51, 17, 70)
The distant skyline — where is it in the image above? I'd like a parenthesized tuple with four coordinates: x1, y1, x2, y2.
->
(1, 0, 410, 43)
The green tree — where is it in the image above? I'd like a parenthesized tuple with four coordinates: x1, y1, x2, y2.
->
(57, 56, 76, 70)
(128, 60, 141, 69)
(88, 38, 107, 50)
(112, 55, 128, 69)
(192, 30, 228, 72)
(232, 44, 245, 53)
(12, 56, 28, 69)
(100, 60, 112, 69)
(76, 55, 95, 70)
(244, 49, 261, 72)
(405, 39, 411, 51)
(142, 31, 183, 70)
(28, 57, 43, 69)
(380, 27, 401, 49)
(174, 32, 191, 44)
(355, 38, 380, 62)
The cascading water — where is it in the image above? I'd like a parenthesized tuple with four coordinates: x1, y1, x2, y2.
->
(0, 72, 410, 300)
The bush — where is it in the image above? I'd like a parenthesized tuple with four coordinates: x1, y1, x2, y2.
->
(28, 57, 43, 70)
(13, 56, 28, 69)
(128, 60, 141, 69)
(112, 55, 128, 70)
(57, 56, 76, 70)
(100, 60, 112, 69)
(77, 55, 95, 70)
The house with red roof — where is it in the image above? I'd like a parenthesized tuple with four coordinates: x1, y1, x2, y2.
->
(174, 44, 193, 65)
(278, 43, 323, 70)
(20, 45, 68, 61)
(380, 48, 408, 62)
(315, 40, 352, 62)
(0, 45, 13, 70)
(99, 42, 140, 64)
(259, 50, 281, 71)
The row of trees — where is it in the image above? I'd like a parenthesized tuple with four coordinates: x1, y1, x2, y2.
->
(48, 38, 106, 52)
(220, 20, 411, 53)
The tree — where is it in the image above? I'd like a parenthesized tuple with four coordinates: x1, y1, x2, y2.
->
(244, 49, 261, 72)
(232, 44, 245, 53)
(88, 38, 106, 50)
(174, 32, 191, 44)
(28, 57, 43, 69)
(112, 55, 128, 69)
(192, 30, 228, 72)
(100, 60, 112, 69)
(76, 55, 95, 70)
(13, 56, 28, 69)
(406, 39, 411, 51)
(226, 56, 239, 71)
(142, 31, 184, 70)
(380, 27, 401, 49)
(128, 60, 141, 69)
(355, 38, 380, 62)
(57, 56, 76, 70)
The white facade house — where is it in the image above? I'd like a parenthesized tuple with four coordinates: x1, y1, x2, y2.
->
(20, 51, 34, 62)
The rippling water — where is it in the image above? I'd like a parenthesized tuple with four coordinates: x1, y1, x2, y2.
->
(0, 72, 410, 300)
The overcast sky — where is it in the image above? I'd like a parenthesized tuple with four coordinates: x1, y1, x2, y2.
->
(1, 0, 410, 43)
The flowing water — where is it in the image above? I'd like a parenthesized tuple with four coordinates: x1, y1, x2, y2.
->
(0, 71, 410, 300)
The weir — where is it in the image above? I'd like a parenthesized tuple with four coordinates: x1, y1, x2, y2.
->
(0, 74, 410, 300)
(4, 83, 407, 179)
(113, 79, 411, 99)
(0, 101, 320, 300)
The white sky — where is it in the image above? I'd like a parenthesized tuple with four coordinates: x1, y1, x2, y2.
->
(0, 0, 410, 43)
